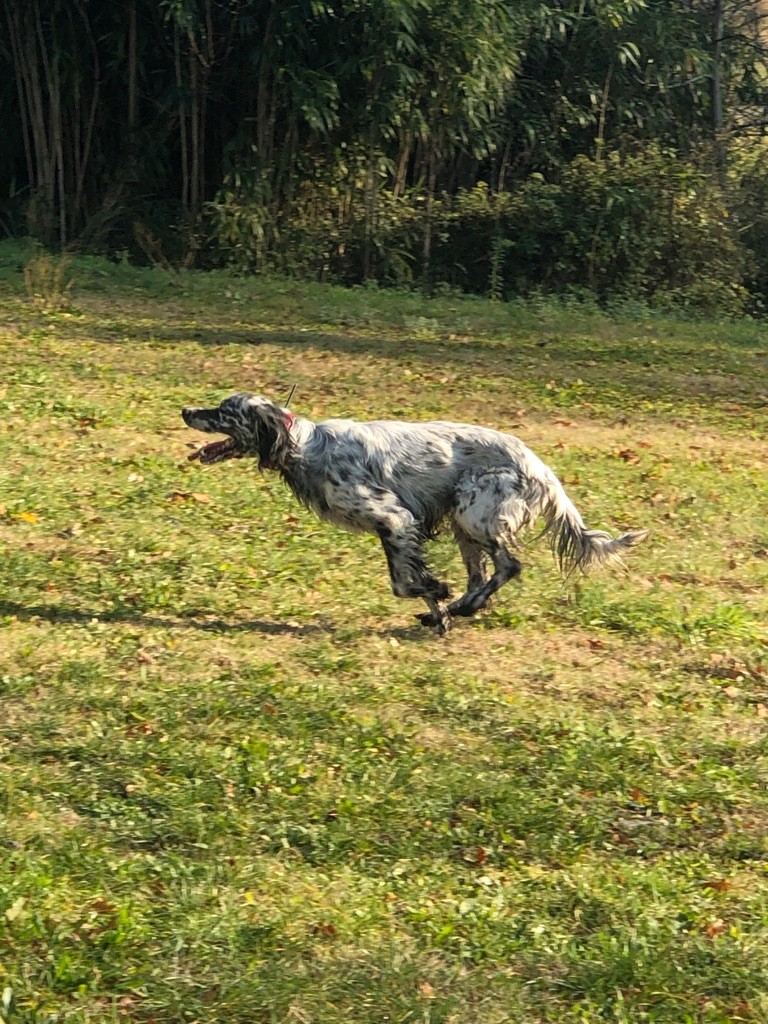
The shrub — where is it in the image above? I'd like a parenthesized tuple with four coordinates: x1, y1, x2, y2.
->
(433, 149, 748, 314)
(22, 247, 75, 310)
(208, 146, 749, 315)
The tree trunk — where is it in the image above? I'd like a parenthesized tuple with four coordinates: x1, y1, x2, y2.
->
(422, 144, 438, 291)
(21, 0, 56, 244)
(128, 1, 137, 130)
(5, 5, 35, 201)
(363, 136, 377, 281)
(72, 0, 100, 234)
(595, 62, 614, 164)
(175, 29, 189, 208)
(393, 130, 412, 198)
(257, 2, 276, 165)
(497, 138, 512, 193)
(712, 0, 727, 184)
(189, 46, 199, 212)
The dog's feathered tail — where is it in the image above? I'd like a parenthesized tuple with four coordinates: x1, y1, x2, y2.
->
(540, 473, 649, 576)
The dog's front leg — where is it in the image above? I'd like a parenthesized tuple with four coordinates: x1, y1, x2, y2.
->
(379, 531, 452, 636)
(321, 481, 451, 635)
(420, 595, 452, 636)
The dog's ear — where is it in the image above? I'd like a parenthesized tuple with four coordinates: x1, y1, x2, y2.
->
(254, 403, 294, 471)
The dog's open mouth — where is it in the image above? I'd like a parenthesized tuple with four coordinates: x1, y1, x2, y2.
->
(188, 437, 241, 465)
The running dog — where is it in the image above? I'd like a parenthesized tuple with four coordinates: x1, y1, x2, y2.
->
(182, 394, 648, 633)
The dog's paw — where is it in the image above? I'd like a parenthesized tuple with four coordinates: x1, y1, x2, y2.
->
(415, 610, 452, 635)
(433, 615, 451, 637)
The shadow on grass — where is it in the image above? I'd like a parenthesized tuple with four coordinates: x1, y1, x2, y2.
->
(0, 599, 325, 637)
(0, 599, 437, 642)
(61, 317, 763, 413)
(73, 321, 496, 366)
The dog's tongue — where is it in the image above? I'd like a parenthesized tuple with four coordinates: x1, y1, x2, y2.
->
(188, 438, 236, 464)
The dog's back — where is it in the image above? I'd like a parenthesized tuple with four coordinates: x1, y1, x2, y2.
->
(291, 417, 548, 529)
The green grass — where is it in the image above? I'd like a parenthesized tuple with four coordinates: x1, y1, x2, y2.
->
(1, 241, 767, 1023)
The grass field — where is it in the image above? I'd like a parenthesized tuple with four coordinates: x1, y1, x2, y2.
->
(1, 242, 768, 1023)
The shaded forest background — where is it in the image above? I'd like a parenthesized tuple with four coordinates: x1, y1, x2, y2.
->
(4, 0, 768, 313)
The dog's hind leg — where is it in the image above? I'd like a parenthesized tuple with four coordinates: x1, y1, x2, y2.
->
(449, 543, 522, 617)
(454, 469, 529, 616)
(418, 526, 488, 621)
(454, 524, 489, 594)
(420, 470, 527, 626)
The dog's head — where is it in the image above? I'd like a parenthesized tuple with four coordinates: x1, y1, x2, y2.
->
(182, 393, 296, 471)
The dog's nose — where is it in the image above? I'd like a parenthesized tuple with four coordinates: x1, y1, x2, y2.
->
(181, 408, 197, 425)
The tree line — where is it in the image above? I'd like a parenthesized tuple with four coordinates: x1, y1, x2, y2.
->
(3, 0, 768, 312)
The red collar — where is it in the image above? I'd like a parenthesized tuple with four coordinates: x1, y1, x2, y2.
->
(285, 411, 295, 430)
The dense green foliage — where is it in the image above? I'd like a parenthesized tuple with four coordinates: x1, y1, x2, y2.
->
(3, 0, 768, 309)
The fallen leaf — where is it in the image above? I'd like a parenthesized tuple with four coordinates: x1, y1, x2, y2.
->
(706, 919, 727, 937)
(89, 897, 117, 916)
(419, 982, 436, 999)
(615, 448, 640, 464)
(4, 897, 26, 922)
(723, 685, 741, 698)
(168, 491, 212, 503)
(701, 879, 731, 892)
(611, 831, 636, 848)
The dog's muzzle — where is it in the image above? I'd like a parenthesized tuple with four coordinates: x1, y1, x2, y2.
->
(182, 407, 215, 431)
(182, 407, 243, 464)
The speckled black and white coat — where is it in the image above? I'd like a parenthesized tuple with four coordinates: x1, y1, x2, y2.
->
(182, 394, 648, 634)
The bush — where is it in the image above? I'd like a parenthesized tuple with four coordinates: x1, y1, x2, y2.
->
(209, 150, 423, 286)
(22, 246, 75, 310)
(433, 149, 747, 314)
(209, 146, 749, 315)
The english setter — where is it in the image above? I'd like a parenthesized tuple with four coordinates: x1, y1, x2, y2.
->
(182, 394, 648, 634)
